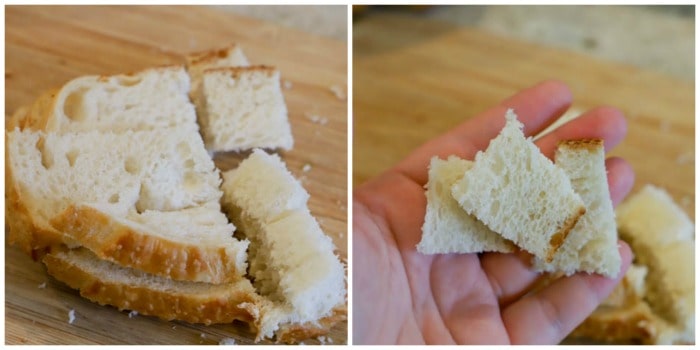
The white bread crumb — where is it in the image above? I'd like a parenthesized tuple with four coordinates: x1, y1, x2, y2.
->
(219, 337, 236, 345)
(676, 152, 694, 165)
(128, 310, 138, 318)
(283, 80, 293, 89)
(68, 309, 76, 324)
(38, 282, 46, 289)
(172, 325, 177, 330)
(681, 195, 692, 208)
(200, 333, 206, 339)
(305, 113, 328, 125)
(329, 85, 346, 100)
(659, 120, 671, 132)
(302, 164, 311, 172)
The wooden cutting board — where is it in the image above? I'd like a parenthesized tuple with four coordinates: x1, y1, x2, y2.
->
(354, 13, 694, 220)
(5, 5, 347, 345)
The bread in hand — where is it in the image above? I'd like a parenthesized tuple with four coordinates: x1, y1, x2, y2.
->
(534, 139, 621, 277)
(418, 156, 514, 254)
(451, 109, 586, 262)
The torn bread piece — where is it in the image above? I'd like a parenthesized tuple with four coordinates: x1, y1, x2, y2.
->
(221, 149, 346, 341)
(534, 139, 621, 277)
(417, 156, 514, 254)
(6, 128, 248, 283)
(194, 66, 293, 152)
(451, 109, 586, 262)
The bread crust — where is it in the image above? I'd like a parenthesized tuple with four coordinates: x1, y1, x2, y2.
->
(186, 44, 242, 66)
(49, 205, 245, 284)
(546, 205, 586, 262)
(43, 250, 261, 326)
(203, 65, 277, 79)
(558, 138, 604, 152)
(276, 305, 347, 344)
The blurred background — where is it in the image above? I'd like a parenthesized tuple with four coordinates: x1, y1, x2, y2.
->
(353, 5, 693, 216)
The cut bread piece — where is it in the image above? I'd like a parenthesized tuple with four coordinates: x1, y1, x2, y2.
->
(451, 109, 586, 262)
(417, 156, 514, 254)
(534, 139, 621, 277)
(6, 128, 248, 282)
(221, 149, 346, 340)
(195, 66, 293, 152)
(18, 66, 197, 133)
(185, 43, 249, 100)
(43, 247, 263, 325)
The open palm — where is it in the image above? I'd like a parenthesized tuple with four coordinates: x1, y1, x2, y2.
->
(353, 81, 635, 344)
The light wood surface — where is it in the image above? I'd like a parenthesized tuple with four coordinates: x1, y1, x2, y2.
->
(354, 13, 694, 219)
(5, 5, 347, 345)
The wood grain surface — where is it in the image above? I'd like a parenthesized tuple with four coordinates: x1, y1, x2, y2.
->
(353, 13, 694, 219)
(5, 5, 347, 345)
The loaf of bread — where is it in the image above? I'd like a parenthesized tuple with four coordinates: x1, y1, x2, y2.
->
(451, 109, 586, 262)
(195, 66, 293, 152)
(534, 139, 620, 277)
(418, 156, 514, 254)
(221, 149, 346, 340)
(6, 128, 248, 283)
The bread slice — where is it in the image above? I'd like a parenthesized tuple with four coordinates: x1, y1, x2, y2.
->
(534, 139, 621, 277)
(194, 66, 293, 152)
(451, 109, 586, 262)
(221, 149, 346, 340)
(17, 66, 197, 133)
(43, 247, 262, 325)
(185, 44, 249, 100)
(417, 156, 514, 254)
(6, 128, 248, 283)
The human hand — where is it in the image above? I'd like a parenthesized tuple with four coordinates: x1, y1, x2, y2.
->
(353, 80, 635, 344)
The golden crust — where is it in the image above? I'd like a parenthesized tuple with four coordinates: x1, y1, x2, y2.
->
(276, 305, 348, 344)
(186, 44, 242, 66)
(546, 205, 586, 262)
(203, 65, 277, 79)
(557, 138, 604, 152)
(43, 249, 261, 326)
(48, 205, 244, 284)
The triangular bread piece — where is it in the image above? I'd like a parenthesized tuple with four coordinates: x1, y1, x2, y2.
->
(451, 109, 586, 262)
(417, 156, 514, 254)
(534, 139, 621, 277)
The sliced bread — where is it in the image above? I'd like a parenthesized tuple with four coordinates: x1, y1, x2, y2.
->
(18, 66, 197, 133)
(6, 128, 248, 283)
(451, 109, 586, 262)
(194, 66, 293, 152)
(534, 139, 621, 277)
(43, 247, 262, 325)
(220, 149, 346, 340)
(417, 156, 514, 254)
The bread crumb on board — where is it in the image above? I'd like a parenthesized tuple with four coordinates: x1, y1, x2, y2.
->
(128, 310, 138, 318)
(676, 152, 694, 165)
(38, 282, 46, 289)
(219, 338, 236, 345)
(302, 164, 312, 173)
(283, 80, 293, 89)
(305, 113, 328, 125)
(659, 120, 671, 132)
(329, 85, 346, 100)
(68, 309, 76, 324)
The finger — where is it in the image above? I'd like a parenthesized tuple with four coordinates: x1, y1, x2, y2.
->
(481, 249, 543, 307)
(535, 106, 627, 159)
(395, 80, 572, 185)
(606, 157, 635, 207)
(502, 241, 633, 344)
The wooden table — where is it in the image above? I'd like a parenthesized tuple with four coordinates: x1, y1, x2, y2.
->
(5, 5, 347, 345)
(354, 13, 694, 220)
